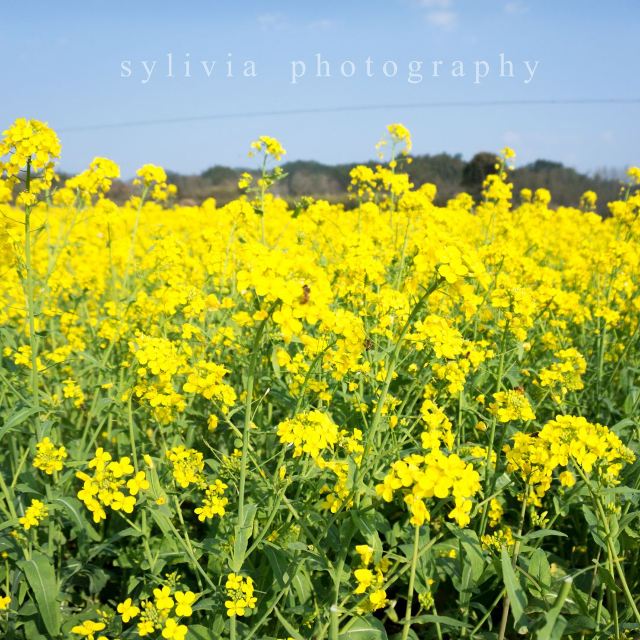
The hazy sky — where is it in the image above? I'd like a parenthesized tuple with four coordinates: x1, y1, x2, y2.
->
(2, 0, 638, 176)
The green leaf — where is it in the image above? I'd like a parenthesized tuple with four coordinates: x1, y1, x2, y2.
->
(52, 496, 101, 542)
(291, 570, 313, 605)
(18, 552, 60, 637)
(188, 623, 224, 639)
(501, 548, 527, 626)
(536, 577, 572, 640)
(408, 614, 471, 629)
(581, 506, 607, 550)
(149, 504, 175, 538)
(274, 606, 305, 640)
(351, 510, 389, 544)
(21, 618, 48, 640)
(0, 406, 39, 442)
(231, 503, 257, 572)
(611, 417, 635, 435)
(458, 529, 486, 583)
(527, 548, 551, 598)
(494, 473, 513, 492)
(339, 615, 388, 639)
(521, 529, 568, 542)
(264, 544, 290, 589)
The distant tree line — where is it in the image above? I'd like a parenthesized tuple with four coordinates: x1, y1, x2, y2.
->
(64, 153, 629, 216)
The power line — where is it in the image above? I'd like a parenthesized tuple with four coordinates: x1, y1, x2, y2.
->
(58, 98, 640, 133)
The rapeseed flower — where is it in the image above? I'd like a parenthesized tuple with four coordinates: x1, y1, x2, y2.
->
(19, 499, 48, 530)
(33, 436, 67, 474)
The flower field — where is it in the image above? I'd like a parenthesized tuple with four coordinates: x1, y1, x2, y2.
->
(1, 119, 640, 640)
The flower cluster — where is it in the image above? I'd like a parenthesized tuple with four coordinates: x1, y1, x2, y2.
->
(277, 411, 339, 459)
(70, 619, 106, 639)
(376, 449, 481, 527)
(33, 436, 67, 475)
(19, 498, 48, 530)
(133, 163, 177, 202)
(224, 573, 257, 617)
(537, 347, 586, 402)
(376, 122, 413, 163)
(0, 118, 61, 204)
(505, 415, 635, 504)
(194, 479, 228, 521)
(182, 361, 237, 411)
(489, 389, 536, 423)
(249, 135, 286, 161)
(166, 446, 205, 488)
(56, 156, 120, 207)
(481, 526, 515, 553)
(113, 586, 195, 639)
(352, 544, 388, 612)
(76, 449, 148, 522)
(278, 412, 364, 512)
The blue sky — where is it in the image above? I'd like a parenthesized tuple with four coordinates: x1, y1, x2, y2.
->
(1, 0, 638, 176)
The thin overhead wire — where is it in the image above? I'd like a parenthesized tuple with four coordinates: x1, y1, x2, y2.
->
(57, 98, 640, 133)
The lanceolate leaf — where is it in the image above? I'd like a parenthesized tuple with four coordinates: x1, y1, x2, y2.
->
(18, 552, 60, 637)
(501, 548, 528, 626)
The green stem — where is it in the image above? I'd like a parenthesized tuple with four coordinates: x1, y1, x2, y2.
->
(479, 319, 510, 537)
(329, 555, 345, 640)
(401, 525, 421, 640)
(470, 588, 506, 638)
(0, 472, 17, 520)
(123, 185, 149, 286)
(498, 485, 528, 640)
(361, 279, 440, 466)
(575, 464, 640, 626)
(23, 160, 42, 439)
(238, 302, 277, 528)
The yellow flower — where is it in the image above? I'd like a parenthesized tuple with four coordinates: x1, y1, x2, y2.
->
(505, 415, 634, 505)
(117, 597, 140, 622)
(63, 156, 120, 205)
(127, 471, 150, 495)
(352, 551, 388, 612)
(166, 446, 205, 488)
(225, 598, 248, 617)
(33, 436, 67, 474)
(559, 470, 576, 487)
(162, 618, 188, 640)
(174, 590, 196, 617)
(627, 166, 640, 185)
(154, 585, 174, 611)
(194, 480, 228, 521)
(249, 136, 286, 161)
(355, 544, 373, 567)
(0, 118, 61, 194)
(488, 498, 504, 528)
(377, 449, 481, 527)
(19, 499, 48, 530)
(138, 619, 155, 636)
(369, 589, 387, 609)
(110, 492, 136, 513)
(354, 568, 374, 594)
(490, 390, 536, 423)
(71, 620, 106, 639)
(224, 573, 257, 617)
(276, 411, 339, 460)
(238, 172, 253, 190)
